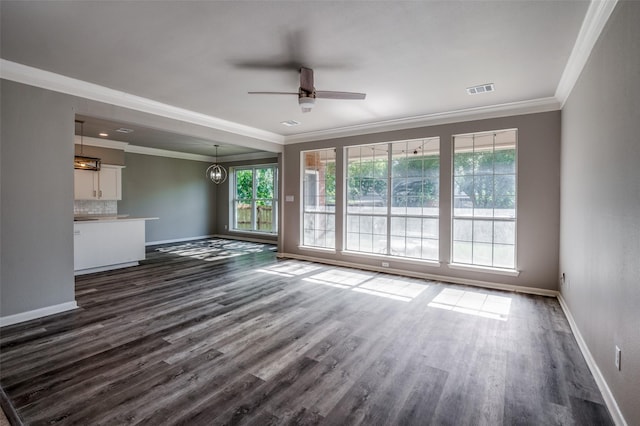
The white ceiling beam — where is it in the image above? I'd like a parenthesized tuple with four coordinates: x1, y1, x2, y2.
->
(0, 59, 285, 146)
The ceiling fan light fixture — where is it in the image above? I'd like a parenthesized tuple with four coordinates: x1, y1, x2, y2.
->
(298, 96, 315, 112)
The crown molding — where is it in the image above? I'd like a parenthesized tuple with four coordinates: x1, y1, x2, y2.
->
(0, 59, 284, 145)
(283, 97, 560, 144)
(555, 0, 618, 107)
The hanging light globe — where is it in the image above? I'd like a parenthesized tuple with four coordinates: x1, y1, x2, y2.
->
(206, 163, 228, 184)
(206, 145, 228, 184)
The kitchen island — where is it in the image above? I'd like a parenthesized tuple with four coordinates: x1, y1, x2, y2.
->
(73, 216, 158, 275)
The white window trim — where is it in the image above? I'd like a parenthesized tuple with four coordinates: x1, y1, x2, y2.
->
(344, 137, 440, 262)
(300, 148, 337, 250)
(448, 262, 520, 276)
(450, 128, 518, 270)
(341, 249, 442, 267)
(230, 164, 278, 234)
(298, 245, 337, 255)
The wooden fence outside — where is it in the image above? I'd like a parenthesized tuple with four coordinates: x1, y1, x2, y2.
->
(236, 205, 273, 231)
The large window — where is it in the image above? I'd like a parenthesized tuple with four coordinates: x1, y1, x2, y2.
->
(345, 138, 440, 261)
(452, 129, 517, 269)
(232, 165, 277, 233)
(301, 149, 336, 249)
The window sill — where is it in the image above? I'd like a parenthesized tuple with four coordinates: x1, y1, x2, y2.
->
(448, 263, 520, 277)
(298, 245, 337, 254)
(229, 229, 277, 237)
(341, 250, 441, 267)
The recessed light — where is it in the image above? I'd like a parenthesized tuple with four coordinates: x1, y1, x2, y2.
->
(115, 128, 134, 133)
(466, 83, 495, 95)
(281, 120, 301, 127)
(99, 132, 109, 137)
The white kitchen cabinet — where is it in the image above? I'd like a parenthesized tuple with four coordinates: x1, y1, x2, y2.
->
(74, 169, 97, 200)
(97, 166, 121, 199)
(74, 165, 123, 200)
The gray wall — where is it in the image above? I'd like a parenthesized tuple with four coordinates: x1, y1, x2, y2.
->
(560, 2, 640, 424)
(0, 79, 256, 321)
(1, 80, 76, 317)
(282, 111, 561, 291)
(119, 153, 217, 243)
(214, 157, 279, 243)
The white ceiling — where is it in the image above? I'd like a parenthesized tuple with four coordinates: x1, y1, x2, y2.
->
(1, 1, 594, 156)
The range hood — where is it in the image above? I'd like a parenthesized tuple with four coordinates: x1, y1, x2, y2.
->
(74, 119, 101, 171)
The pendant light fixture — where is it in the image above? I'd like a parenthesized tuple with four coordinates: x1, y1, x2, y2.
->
(74, 120, 101, 171)
(206, 145, 228, 184)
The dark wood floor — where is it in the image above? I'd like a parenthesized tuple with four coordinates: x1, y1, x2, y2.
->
(0, 239, 613, 425)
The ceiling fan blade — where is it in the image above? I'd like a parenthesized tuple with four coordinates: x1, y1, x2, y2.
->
(234, 59, 307, 70)
(248, 91, 299, 95)
(300, 67, 314, 93)
(316, 91, 367, 100)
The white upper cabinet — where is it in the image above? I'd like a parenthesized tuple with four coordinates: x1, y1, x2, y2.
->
(74, 169, 97, 200)
(97, 166, 121, 200)
(74, 165, 123, 200)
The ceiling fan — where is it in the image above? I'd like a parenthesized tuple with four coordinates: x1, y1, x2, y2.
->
(248, 67, 366, 113)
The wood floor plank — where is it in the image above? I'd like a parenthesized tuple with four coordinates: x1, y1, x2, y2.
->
(0, 239, 614, 425)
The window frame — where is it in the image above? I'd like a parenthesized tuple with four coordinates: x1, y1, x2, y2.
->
(300, 148, 337, 251)
(230, 164, 278, 234)
(450, 128, 518, 272)
(343, 137, 440, 263)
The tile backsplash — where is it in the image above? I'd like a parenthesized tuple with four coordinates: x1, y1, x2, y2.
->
(74, 200, 117, 216)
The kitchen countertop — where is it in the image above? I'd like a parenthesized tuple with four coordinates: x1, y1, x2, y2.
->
(74, 215, 158, 223)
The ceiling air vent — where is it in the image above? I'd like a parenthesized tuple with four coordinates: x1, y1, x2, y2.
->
(281, 120, 301, 127)
(115, 127, 134, 133)
(466, 83, 495, 95)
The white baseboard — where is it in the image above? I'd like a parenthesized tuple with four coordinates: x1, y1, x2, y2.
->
(146, 234, 216, 246)
(147, 234, 277, 247)
(277, 252, 558, 297)
(557, 294, 627, 426)
(212, 234, 278, 245)
(74, 262, 139, 275)
(558, 293, 627, 426)
(0, 301, 78, 327)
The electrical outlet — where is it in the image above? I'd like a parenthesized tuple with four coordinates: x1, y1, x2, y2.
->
(561, 273, 565, 285)
(382, 262, 390, 268)
(615, 346, 621, 370)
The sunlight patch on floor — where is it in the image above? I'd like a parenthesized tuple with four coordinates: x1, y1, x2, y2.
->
(428, 288, 511, 320)
(156, 239, 274, 261)
(304, 268, 427, 302)
(303, 269, 373, 287)
(256, 263, 323, 277)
